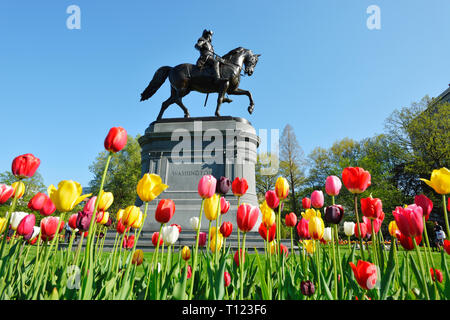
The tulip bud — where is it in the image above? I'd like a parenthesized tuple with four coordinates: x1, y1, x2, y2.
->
(132, 249, 144, 266)
(104, 126, 127, 153)
(430, 268, 443, 283)
(296, 218, 310, 239)
(189, 216, 201, 231)
(285, 212, 297, 227)
(323, 227, 332, 242)
(258, 222, 276, 242)
(265, 190, 279, 209)
(17, 214, 35, 236)
(220, 221, 233, 238)
(324, 205, 344, 224)
(311, 190, 324, 209)
(155, 199, 176, 224)
(98, 191, 114, 212)
(161, 225, 179, 245)
(302, 197, 311, 209)
(224, 271, 231, 287)
(210, 232, 223, 253)
(343, 221, 355, 237)
(236, 203, 259, 233)
(220, 197, 230, 214)
(0, 218, 7, 234)
(234, 249, 246, 267)
(354, 222, 368, 239)
(204, 194, 220, 221)
(181, 246, 191, 261)
(275, 177, 289, 200)
(325, 175, 342, 196)
(198, 175, 217, 199)
(122, 205, 142, 228)
(231, 177, 248, 197)
(11, 153, 40, 179)
(123, 235, 135, 249)
(197, 232, 207, 247)
(216, 176, 231, 195)
(308, 216, 324, 240)
(443, 240, 450, 255)
(392, 204, 423, 238)
(151, 232, 163, 247)
(300, 280, 315, 296)
(414, 194, 433, 222)
(11, 181, 25, 199)
(388, 220, 398, 237)
(116, 218, 129, 234)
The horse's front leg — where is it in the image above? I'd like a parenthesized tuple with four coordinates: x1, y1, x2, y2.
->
(227, 88, 255, 114)
(215, 80, 230, 117)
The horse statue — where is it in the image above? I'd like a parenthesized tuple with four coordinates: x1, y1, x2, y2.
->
(140, 47, 260, 120)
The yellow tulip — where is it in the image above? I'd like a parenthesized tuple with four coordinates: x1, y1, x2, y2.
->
(309, 216, 324, 240)
(303, 240, 316, 254)
(260, 201, 276, 227)
(420, 167, 450, 195)
(98, 191, 114, 211)
(47, 180, 92, 212)
(209, 226, 217, 239)
(11, 181, 25, 199)
(275, 177, 289, 200)
(116, 209, 124, 221)
(0, 217, 7, 234)
(136, 173, 169, 202)
(210, 232, 223, 253)
(204, 194, 220, 221)
(269, 240, 277, 254)
(181, 246, 191, 261)
(388, 220, 399, 237)
(99, 211, 110, 225)
(122, 205, 142, 227)
(132, 211, 144, 229)
(301, 208, 321, 220)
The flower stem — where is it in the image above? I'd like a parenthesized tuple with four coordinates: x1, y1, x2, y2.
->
(442, 195, 449, 240)
(188, 199, 205, 300)
(354, 194, 365, 260)
(413, 237, 430, 300)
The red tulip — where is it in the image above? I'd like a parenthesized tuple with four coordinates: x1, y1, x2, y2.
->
(40, 217, 63, 241)
(444, 240, 450, 255)
(0, 184, 14, 204)
(311, 190, 324, 209)
(184, 265, 192, 279)
(220, 221, 233, 238)
(430, 268, 443, 283)
(152, 232, 163, 246)
(155, 199, 175, 223)
(236, 203, 259, 232)
(349, 260, 378, 290)
(231, 177, 248, 197)
(414, 194, 433, 222)
(392, 204, 423, 238)
(17, 214, 35, 236)
(296, 218, 310, 239)
(220, 197, 230, 214)
(277, 243, 289, 257)
(325, 175, 342, 196)
(68, 214, 78, 229)
(360, 196, 383, 220)
(104, 127, 127, 153)
(354, 222, 368, 239)
(224, 271, 231, 287)
(234, 249, 246, 267)
(197, 232, 207, 247)
(395, 230, 422, 251)
(342, 167, 371, 194)
(116, 218, 129, 234)
(258, 222, 276, 242)
(123, 234, 135, 249)
(302, 197, 311, 209)
(27, 192, 56, 216)
(197, 175, 217, 199)
(285, 212, 297, 227)
(265, 190, 279, 209)
(363, 216, 382, 234)
(11, 153, 40, 179)
(83, 197, 97, 215)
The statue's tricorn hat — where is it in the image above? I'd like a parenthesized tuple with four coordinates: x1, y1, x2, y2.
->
(202, 29, 213, 37)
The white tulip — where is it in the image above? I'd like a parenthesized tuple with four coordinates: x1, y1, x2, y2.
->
(29, 226, 40, 240)
(344, 222, 355, 237)
(162, 225, 179, 245)
(189, 216, 201, 231)
(323, 227, 333, 242)
(10, 212, 28, 231)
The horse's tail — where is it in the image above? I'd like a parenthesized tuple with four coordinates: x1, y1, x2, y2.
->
(140, 66, 172, 101)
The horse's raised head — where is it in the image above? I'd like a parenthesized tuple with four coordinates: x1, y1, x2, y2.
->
(244, 51, 261, 76)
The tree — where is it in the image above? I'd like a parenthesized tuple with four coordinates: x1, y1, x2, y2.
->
(89, 135, 142, 215)
(279, 124, 306, 214)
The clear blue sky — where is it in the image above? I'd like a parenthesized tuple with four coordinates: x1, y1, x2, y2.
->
(1, 0, 449, 189)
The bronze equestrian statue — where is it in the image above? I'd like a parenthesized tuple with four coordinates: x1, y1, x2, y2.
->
(140, 30, 260, 120)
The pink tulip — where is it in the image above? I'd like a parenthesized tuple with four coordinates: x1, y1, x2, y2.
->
(392, 204, 423, 238)
(197, 175, 217, 199)
(17, 214, 35, 236)
(220, 197, 230, 214)
(311, 190, 324, 209)
(236, 204, 259, 233)
(325, 175, 342, 196)
(224, 271, 231, 287)
(414, 194, 433, 222)
(197, 232, 207, 247)
(83, 196, 97, 215)
(265, 190, 279, 209)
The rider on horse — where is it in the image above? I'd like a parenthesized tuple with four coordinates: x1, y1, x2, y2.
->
(195, 29, 225, 81)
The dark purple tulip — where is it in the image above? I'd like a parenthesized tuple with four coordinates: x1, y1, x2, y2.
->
(76, 211, 93, 232)
(324, 205, 345, 224)
(300, 280, 315, 296)
(216, 176, 231, 195)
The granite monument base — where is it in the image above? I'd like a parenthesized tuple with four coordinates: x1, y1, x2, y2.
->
(137, 116, 261, 232)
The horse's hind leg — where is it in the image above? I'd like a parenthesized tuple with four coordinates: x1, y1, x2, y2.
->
(175, 89, 191, 118)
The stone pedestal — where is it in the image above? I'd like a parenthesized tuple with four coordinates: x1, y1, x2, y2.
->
(137, 116, 260, 232)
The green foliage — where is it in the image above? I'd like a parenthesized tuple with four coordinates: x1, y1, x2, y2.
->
(88, 135, 142, 215)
